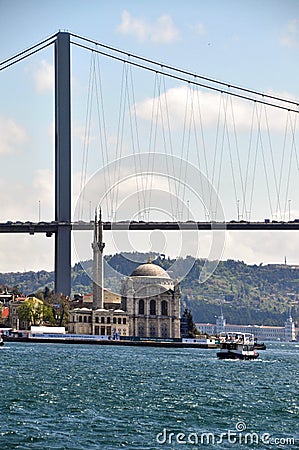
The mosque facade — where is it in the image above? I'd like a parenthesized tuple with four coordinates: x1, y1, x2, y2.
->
(121, 261, 181, 339)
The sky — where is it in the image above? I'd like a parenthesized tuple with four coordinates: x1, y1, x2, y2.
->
(0, 0, 299, 273)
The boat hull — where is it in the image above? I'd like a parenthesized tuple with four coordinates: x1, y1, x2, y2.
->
(217, 351, 259, 360)
(254, 343, 266, 350)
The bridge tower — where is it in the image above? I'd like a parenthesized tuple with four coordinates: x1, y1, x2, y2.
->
(54, 32, 71, 296)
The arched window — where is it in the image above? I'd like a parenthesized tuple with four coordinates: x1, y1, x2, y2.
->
(161, 300, 168, 316)
(150, 299, 156, 315)
(138, 299, 145, 315)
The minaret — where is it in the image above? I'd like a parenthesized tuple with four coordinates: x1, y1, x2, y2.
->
(216, 305, 226, 335)
(92, 208, 105, 310)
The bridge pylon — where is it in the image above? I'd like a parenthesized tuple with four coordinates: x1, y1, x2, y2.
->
(54, 32, 71, 296)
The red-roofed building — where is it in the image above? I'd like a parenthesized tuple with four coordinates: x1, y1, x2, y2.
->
(2, 307, 9, 320)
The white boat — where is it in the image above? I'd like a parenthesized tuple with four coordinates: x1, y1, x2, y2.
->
(0, 335, 3, 346)
(217, 332, 259, 360)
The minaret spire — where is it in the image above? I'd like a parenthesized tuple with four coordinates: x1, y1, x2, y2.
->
(92, 206, 105, 310)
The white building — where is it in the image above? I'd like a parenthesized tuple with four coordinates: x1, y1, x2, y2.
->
(197, 311, 298, 342)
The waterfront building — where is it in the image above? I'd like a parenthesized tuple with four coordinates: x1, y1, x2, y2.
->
(68, 307, 129, 337)
(121, 260, 181, 339)
(73, 290, 121, 310)
(0, 306, 9, 325)
(9, 296, 43, 330)
(197, 311, 298, 342)
(0, 290, 14, 326)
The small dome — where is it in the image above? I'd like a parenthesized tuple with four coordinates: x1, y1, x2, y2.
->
(130, 261, 170, 278)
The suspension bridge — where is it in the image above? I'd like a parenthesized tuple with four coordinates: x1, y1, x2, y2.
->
(1, 31, 298, 295)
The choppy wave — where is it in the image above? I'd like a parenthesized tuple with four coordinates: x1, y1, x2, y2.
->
(0, 342, 298, 449)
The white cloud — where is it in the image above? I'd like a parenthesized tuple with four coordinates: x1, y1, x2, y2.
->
(29, 58, 78, 94)
(34, 60, 54, 93)
(223, 232, 299, 266)
(117, 10, 148, 41)
(280, 19, 299, 48)
(32, 169, 53, 207)
(152, 15, 180, 44)
(134, 85, 296, 132)
(48, 121, 54, 145)
(0, 116, 29, 155)
(191, 22, 205, 35)
(0, 169, 53, 222)
(72, 123, 98, 146)
(117, 10, 180, 44)
(0, 234, 54, 273)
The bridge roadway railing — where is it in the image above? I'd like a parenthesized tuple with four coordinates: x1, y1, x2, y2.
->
(0, 220, 299, 234)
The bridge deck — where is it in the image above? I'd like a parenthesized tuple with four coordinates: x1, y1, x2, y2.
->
(0, 221, 299, 234)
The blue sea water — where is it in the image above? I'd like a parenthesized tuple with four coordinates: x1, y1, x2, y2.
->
(0, 342, 298, 449)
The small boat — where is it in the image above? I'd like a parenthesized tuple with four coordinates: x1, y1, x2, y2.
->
(0, 335, 3, 346)
(254, 341, 266, 350)
(217, 332, 259, 360)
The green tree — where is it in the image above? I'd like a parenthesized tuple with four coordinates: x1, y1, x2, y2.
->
(182, 307, 198, 338)
(56, 295, 69, 326)
(43, 286, 52, 300)
(17, 298, 43, 328)
(45, 293, 70, 326)
(12, 285, 22, 296)
(42, 304, 56, 325)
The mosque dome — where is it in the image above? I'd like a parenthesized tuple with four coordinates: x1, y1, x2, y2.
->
(130, 261, 170, 278)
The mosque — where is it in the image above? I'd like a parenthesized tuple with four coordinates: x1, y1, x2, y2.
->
(68, 210, 181, 339)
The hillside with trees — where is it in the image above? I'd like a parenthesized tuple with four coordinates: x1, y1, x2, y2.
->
(0, 253, 298, 326)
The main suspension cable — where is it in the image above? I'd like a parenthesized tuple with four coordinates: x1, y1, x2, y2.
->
(70, 32, 299, 109)
(71, 41, 299, 114)
(0, 33, 57, 69)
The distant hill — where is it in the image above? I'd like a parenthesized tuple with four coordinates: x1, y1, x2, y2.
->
(0, 253, 298, 326)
